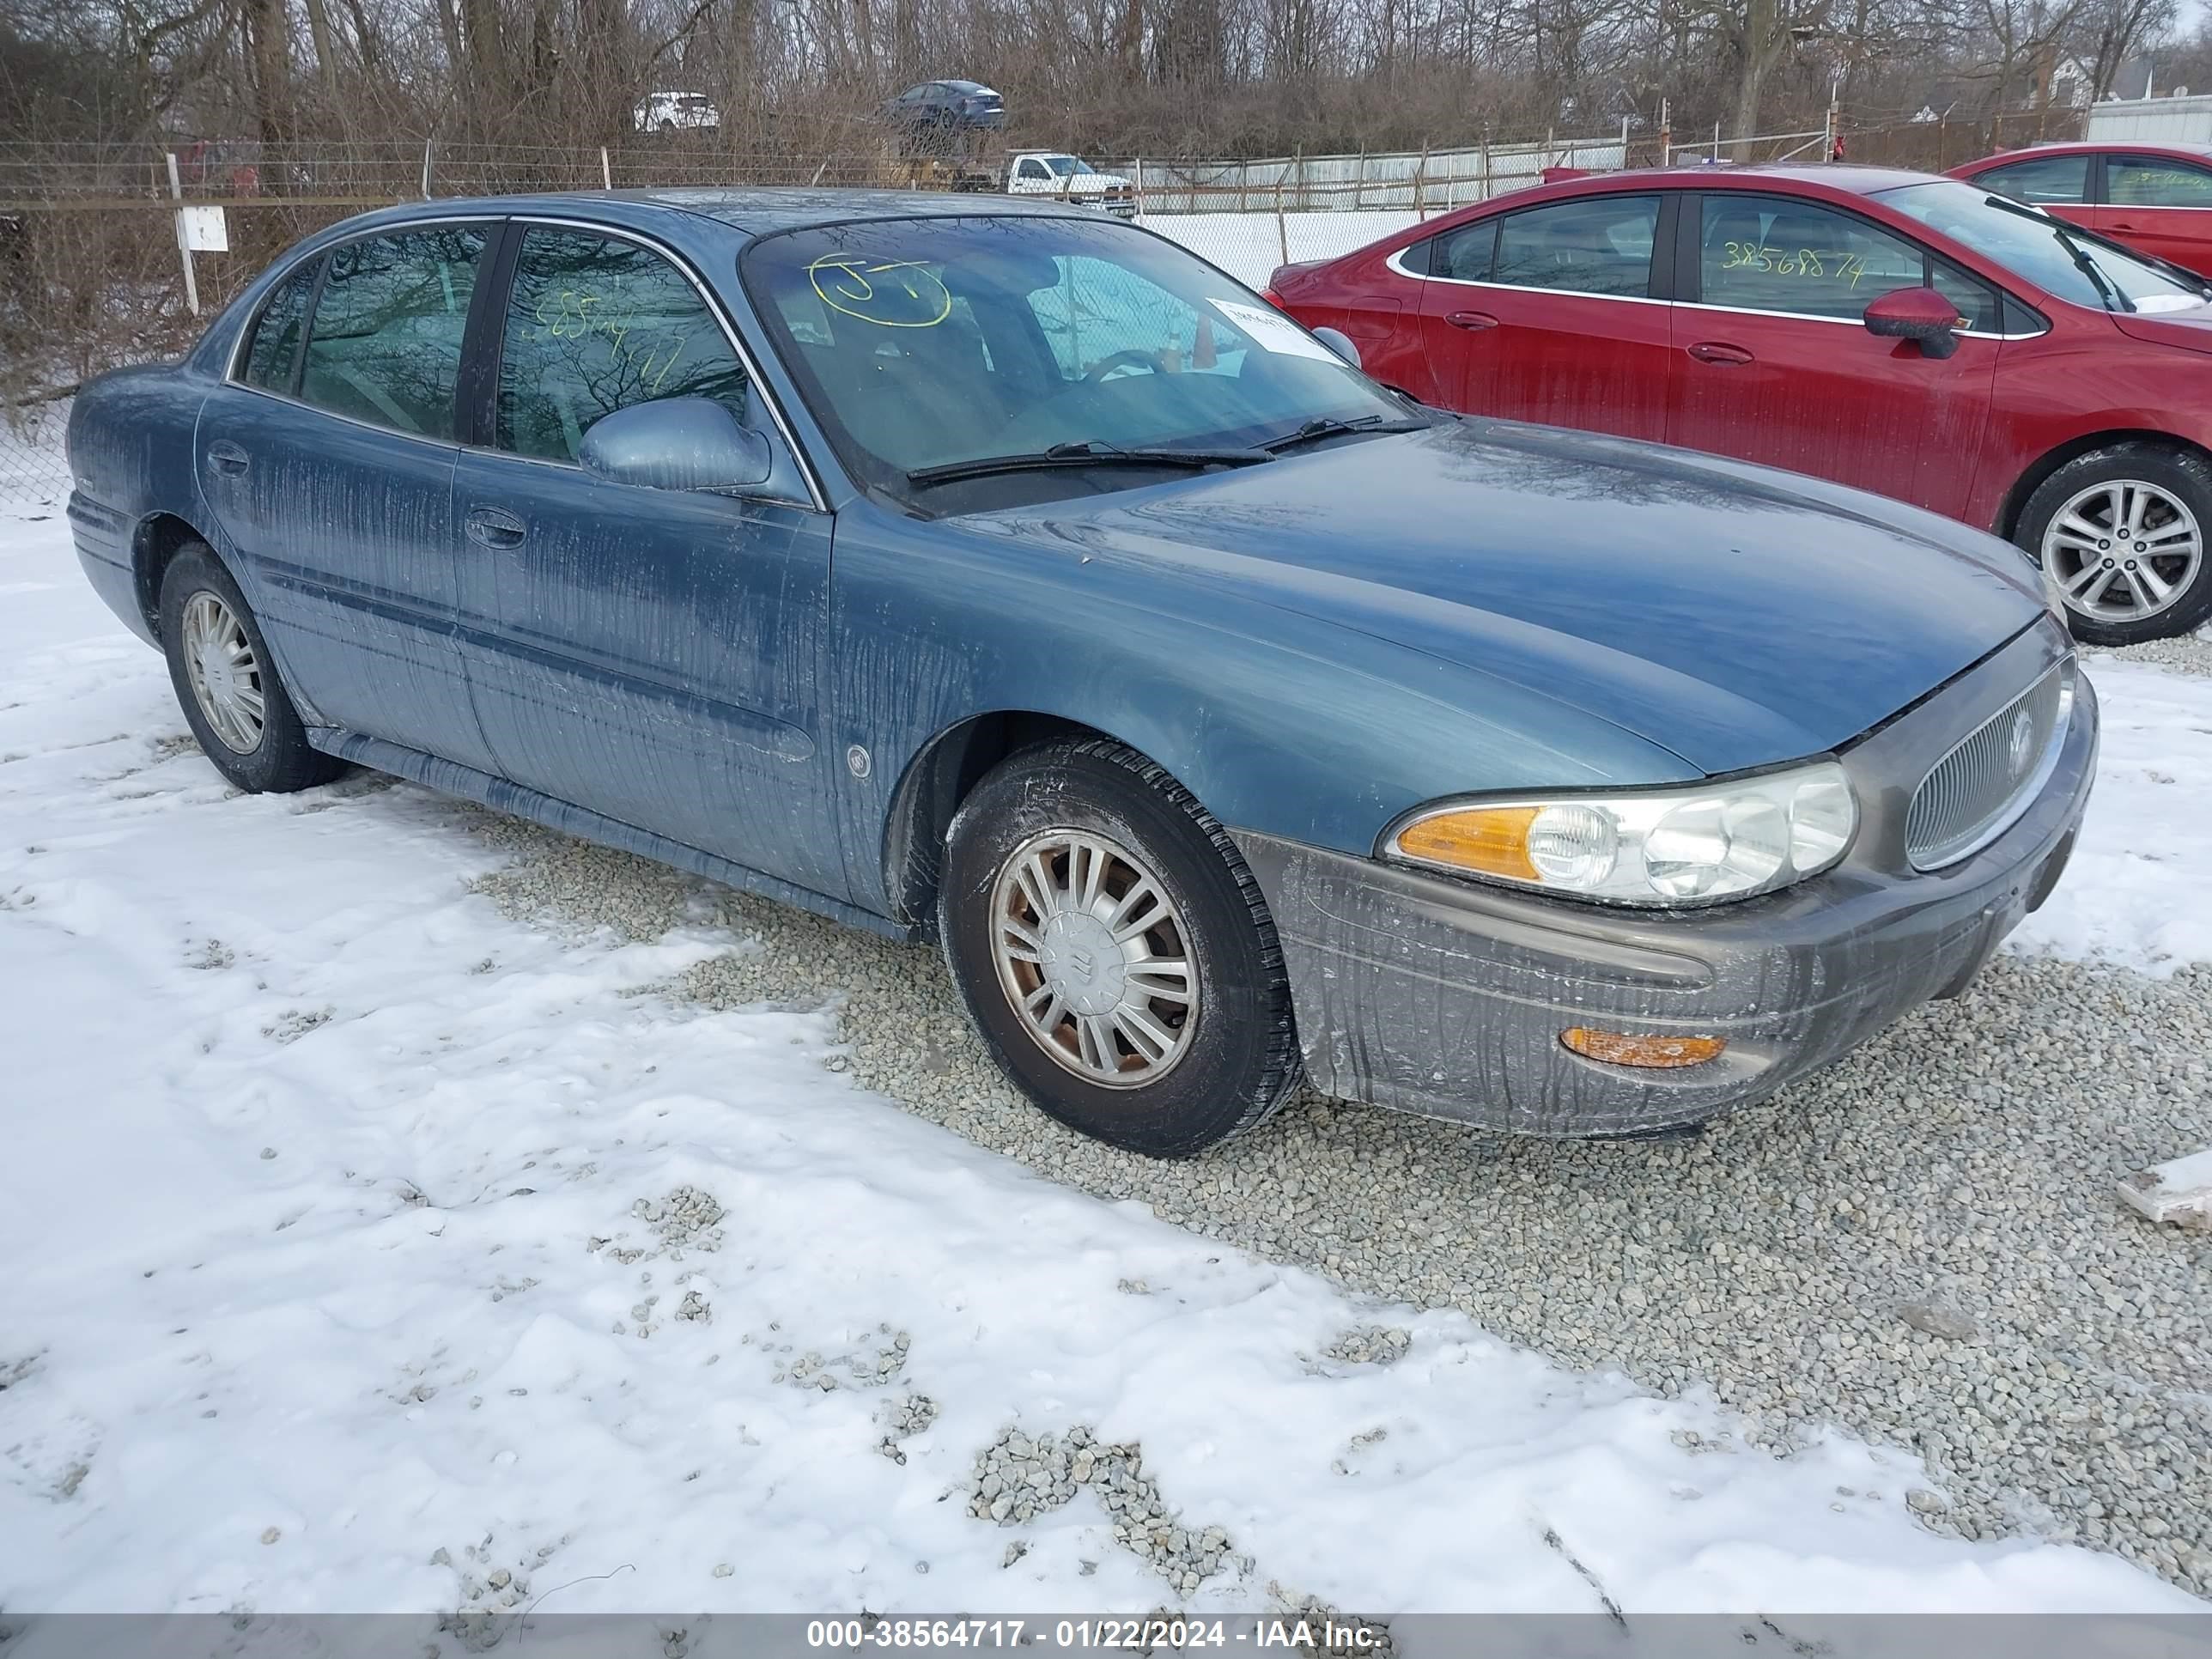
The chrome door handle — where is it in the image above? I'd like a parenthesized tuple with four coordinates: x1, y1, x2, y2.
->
(1446, 310, 1500, 331)
(206, 441, 250, 477)
(1687, 342, 1754, 366)
(465, 507, 526, 549)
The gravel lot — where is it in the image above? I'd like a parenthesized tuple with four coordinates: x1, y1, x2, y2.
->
(465, 645, 2212, 1600)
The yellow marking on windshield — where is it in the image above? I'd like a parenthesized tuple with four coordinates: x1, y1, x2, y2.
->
(807, 254, 954, 328)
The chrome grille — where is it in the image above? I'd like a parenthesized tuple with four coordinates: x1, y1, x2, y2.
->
(1906, 661, 2072, 871)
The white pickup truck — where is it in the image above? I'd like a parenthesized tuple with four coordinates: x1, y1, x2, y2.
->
(1004, 152, 1139, 217)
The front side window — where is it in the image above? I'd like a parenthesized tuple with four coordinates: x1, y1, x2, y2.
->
(1490, 195, 1659, 298)
(1698, 193, 1924, 320)
(495, 227, 748, 463)
(299, 226, 487, 439)
(1879, 179, 2209, 313)
(1018, 160, 1050, 181)
(2108, 155, 2212, 207)
(1971, 154, 2091, 205)
(240, 256, 321, 392)
(744, 215, 1413, 507)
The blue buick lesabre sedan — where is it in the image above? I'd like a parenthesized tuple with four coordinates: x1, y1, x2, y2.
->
(65, 190, 2095, 1155)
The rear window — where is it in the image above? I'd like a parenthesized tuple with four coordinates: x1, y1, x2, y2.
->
(299, 225, 488, 440)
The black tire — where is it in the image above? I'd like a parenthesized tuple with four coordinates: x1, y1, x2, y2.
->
(941, 738, 1303, 1158)
(2016, 442, 2212, 646)
(158, 542, 343, 793)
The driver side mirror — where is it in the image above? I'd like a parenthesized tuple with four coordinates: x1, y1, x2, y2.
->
(1863, 287, 1966, 361)
(579, 397, 774, 493)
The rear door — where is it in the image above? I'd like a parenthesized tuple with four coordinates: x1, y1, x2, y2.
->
(2094, 153, 2212, 277)
(449, 221, 845, 898)
(1415, 191, 1672, 441)
(1666, 191, 2000, 519)
(196, 222, 501, 771)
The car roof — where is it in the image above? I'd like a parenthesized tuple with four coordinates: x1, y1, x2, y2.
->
(338, 186, 1090, 242)
(1959, 139, 2212, 161)
(1547, 162, 1942, 197)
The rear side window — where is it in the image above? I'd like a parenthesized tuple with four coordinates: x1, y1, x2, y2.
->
(300, 226, 487, 440)
(2108, 155, 2212, 206)
(1971, 155, 2091, 205)
(239, 257, 320, 392)
(1491, 195, 1660, 297)
(1431, 218, 1498, 282)
(495, 227, 749, 464)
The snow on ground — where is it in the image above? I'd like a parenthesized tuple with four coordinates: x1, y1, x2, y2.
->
(0, 501, 2205, 1625)
(2008, 655, 2212, 974)
(1142, 210, 1423, 287)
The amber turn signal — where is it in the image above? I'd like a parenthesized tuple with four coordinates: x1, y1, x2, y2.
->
(1394, 805, 1540, 882)
(1560, 1028, 1727, 1069)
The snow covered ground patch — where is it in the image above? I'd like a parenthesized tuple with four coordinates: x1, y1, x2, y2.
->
(0, 504, 2203, 1620)
(2008, 655, 2212, 975)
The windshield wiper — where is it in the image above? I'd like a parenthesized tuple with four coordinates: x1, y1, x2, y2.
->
(906, 440, 1273, 488)
(1259, 414, 1429, 453)
(1976, 193, 2136, 313)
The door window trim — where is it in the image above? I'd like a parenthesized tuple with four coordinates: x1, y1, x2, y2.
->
(221, 216, 499, 452)
(474, 214, 827, 513)
(1681, 191, 2045, 340)
(1382, 191, 1676, 301)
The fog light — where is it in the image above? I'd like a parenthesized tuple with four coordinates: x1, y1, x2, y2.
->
(1560, 1028, 1727, 1068)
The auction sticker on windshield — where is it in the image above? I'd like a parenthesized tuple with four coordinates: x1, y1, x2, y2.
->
(1208, 296, 1345, 362)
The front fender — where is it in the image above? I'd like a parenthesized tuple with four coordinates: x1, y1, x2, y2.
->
(829, 503, 1699, 918)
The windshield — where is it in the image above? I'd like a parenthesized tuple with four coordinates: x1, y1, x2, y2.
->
(1875, 179, 2208, 313)
(1042, 156, 1093, 177)
(743, 215, 1413, 509)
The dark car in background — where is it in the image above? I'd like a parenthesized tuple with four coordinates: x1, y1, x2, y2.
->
(64, 190, 2091, 1158)
(1270, 163, 2212, 644)
(1951, 141, 2212, 277)
(888, 80, 1007, 131)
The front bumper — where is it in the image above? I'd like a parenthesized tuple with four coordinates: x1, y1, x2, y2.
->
(1232, 623, 2097, 1137)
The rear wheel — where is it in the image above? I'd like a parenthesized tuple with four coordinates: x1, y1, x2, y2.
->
(158, 543, 343, 793)
(941, 738, 1302, 1158)
(2019, 444, 2212, 645)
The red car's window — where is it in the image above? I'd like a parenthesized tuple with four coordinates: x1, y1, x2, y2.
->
(1971, 154, 2091, 205)
(1489, 195, 1660, 297)
(1429, 219, 1497, 282)
(2109, 155, 2212, 207)
(1698, 194, 1923, 320)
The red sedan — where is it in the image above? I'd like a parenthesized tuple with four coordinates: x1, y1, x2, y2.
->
(1269, 164, 2212, 643)
(1950, 141, 2212, 276)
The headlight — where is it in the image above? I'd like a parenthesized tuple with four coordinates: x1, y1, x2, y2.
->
(1386, 761, 1857, 907)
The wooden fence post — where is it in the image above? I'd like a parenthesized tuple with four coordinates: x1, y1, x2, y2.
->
(166, 152, 199, 317)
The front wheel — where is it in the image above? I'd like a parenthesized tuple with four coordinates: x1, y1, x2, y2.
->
(940, 738, 1302, 1158)
(2018, 444, 2212, 645)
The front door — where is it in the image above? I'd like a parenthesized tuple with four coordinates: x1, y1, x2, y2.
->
(197, 223, 501, 773)
(2094, 153, 2212, 277)
(452, 222, 845, 900)
(1667, 192, 1998, 520)
(1417, 191, 1673, 441)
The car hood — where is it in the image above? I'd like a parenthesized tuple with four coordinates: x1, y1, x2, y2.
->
(2112, 301, 2212, 356)
(975, 419, 2047, 775)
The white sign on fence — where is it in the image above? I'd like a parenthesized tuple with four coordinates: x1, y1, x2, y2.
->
(178, 204, 230, 253)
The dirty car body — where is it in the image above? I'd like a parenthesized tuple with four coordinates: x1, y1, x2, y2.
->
(65, 189, 2096, 1150)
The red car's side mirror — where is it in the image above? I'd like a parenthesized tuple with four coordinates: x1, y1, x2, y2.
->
(1863, 287, 1967, 361)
